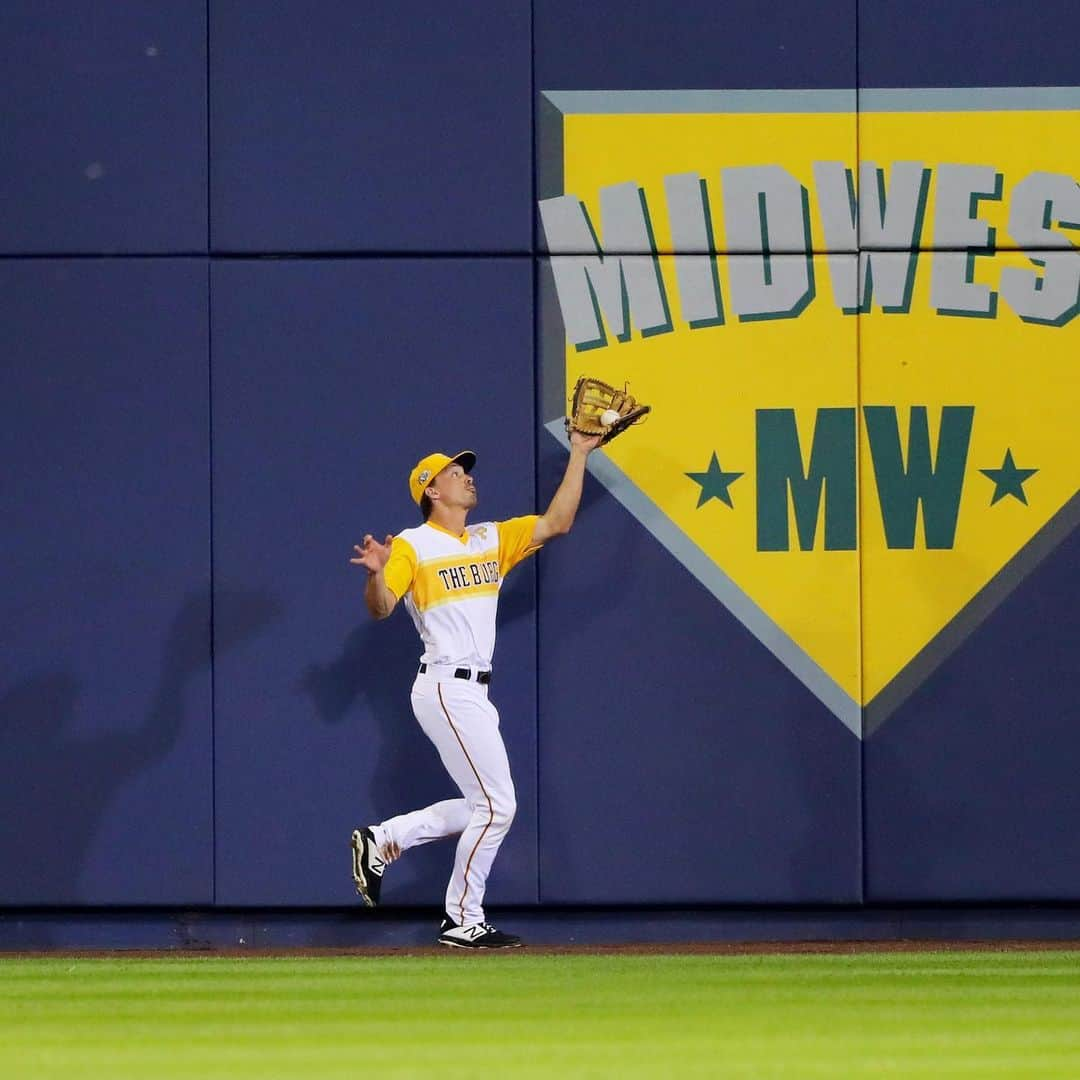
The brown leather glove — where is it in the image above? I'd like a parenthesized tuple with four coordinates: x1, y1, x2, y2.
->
(565, 376, 651, 446)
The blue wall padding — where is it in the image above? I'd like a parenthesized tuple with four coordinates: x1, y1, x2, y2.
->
(0, 3, 207, 253)
(0, 259, 212, 903)
(210, 258, 539, 905)
(535, 0, 856, 90)
(534, 440, 863, 904)
(855, 0, 1080, 901)
(210, 1, 533, 253)
(864, 527, 1080, 901)
(859, 0, 1080, 87)
(1, 1, 1077, 910)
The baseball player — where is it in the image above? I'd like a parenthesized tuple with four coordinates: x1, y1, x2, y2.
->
(349, 433, 601, 948)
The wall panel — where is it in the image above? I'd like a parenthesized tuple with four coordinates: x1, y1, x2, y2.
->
(211, 257, 538, 906)
(858, 0, 1079, 89)
(0, 3, 207, 253)
(856, 0, 1080, 900)
(536, 0, 856, 91)
(0, 259, 212, 903)
(535, 253, 863, 903)
(210, 1, 532, 253)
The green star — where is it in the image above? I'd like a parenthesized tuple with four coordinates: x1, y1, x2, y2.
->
(686, 452, 743, 509)
(980, 449, 1038, 506)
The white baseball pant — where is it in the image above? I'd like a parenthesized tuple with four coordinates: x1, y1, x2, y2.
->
(372, 668, 516, 927)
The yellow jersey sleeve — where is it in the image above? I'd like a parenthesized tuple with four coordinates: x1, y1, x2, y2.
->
(383, 535, 418, 600)
(497, 515, 542, 576)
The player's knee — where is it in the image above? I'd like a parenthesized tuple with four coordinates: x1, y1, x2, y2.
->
(490, 793, 516, 831)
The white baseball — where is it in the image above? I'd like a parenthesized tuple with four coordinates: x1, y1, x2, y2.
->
(600, 409, 621, 427)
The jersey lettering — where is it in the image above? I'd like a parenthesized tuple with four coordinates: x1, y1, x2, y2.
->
(436, 560, 500, 594)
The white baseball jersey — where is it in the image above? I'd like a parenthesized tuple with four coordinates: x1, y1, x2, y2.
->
(382, 516, 540, 668)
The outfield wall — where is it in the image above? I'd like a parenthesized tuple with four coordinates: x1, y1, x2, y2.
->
(2, 2, 1078, 914)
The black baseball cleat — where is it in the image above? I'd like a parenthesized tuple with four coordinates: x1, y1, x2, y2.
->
(437, 915, 523, 949)
(350, 828, 385, 907)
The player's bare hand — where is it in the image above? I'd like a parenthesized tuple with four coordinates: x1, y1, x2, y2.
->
(351, 533, 394, 573)
(570, 430, 603, 453)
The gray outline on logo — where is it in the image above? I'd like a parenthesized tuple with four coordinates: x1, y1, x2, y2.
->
(543, 87, 1080, 115)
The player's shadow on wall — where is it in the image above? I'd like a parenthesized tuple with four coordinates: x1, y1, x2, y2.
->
(300, 559, 542, 904)
(0, 587, 280, 908)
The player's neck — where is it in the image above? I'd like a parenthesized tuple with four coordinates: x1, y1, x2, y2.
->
(429, 506, 468, 537)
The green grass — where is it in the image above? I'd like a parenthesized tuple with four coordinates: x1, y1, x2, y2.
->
(2, 950, 1080, 1078)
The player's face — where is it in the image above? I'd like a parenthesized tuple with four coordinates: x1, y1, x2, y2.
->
(431, 463, 477, 510)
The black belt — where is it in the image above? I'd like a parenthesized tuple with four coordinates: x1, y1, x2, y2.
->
(419, 663, 491, 685)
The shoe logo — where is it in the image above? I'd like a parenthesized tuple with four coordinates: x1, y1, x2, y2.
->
(444, 924, 489, 941)
(369, 848, 385, 876)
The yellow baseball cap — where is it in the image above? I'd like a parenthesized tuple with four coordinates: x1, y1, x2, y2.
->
(408, 449, 477, 506)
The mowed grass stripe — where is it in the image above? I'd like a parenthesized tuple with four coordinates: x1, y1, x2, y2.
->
(3, 951, 1080, 1079)
(4, 952, 1079, 978)
(4, 951, 1078, 973)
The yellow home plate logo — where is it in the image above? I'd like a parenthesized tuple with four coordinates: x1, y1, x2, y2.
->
(538, 89, 1080, 735)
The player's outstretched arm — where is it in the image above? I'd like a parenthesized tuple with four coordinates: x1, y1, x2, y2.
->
(351, 533, 398, 619)
(532, 430, 602, 545)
